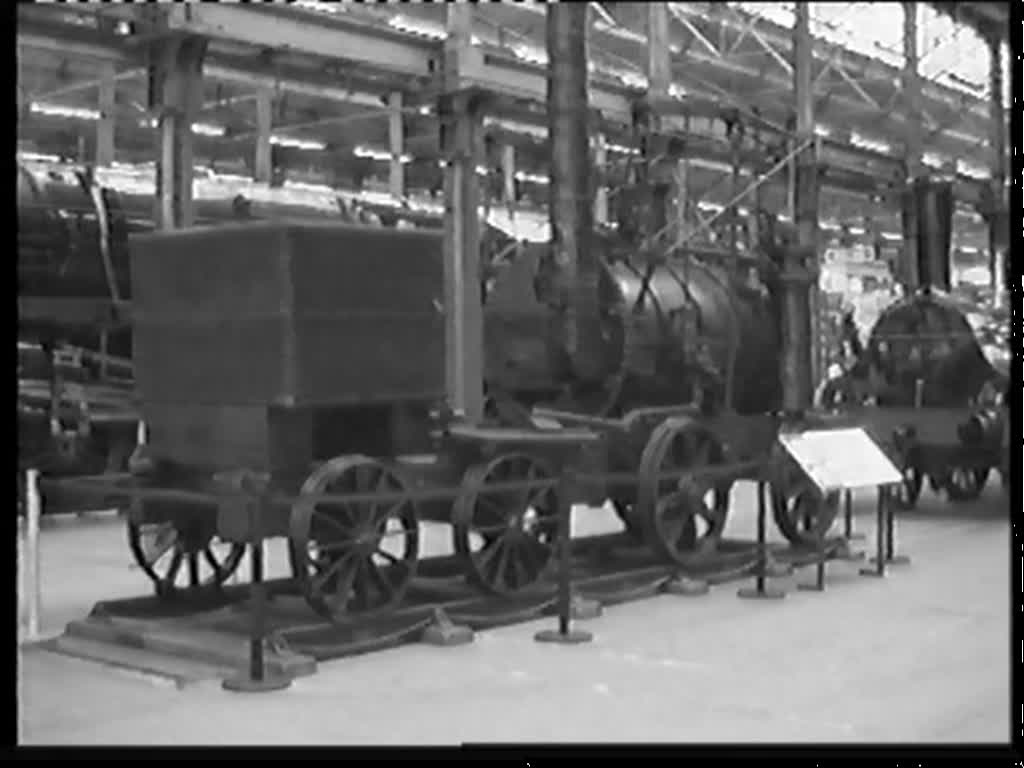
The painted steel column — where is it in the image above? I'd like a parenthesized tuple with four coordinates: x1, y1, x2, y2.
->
(901, 2, 923, 290)
(593, 134, 609, 226)
(502, 144, 516, 219)
(987, 37, 1007, 306)
(252, 90, 273, 183)
(254, 90, 273, 183)
(645, 3, 672, 240)
(389, 91, 405, 200)
(441, 4, 484, 423)
(148, 35, 206, 230)
(780, 1, 817, 414)
(96, 61, 116, 168)
(548, 2, 602, 382)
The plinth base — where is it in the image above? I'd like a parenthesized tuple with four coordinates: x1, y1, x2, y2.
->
(534, 628, 593, 645)
(662, 576, 710, 596)
(870, 555, 911, 567)
(797, 581, 825, 592)
(222, 673, 292, 693)
(570, 595, 604, 621)
(737, 585, 786, 600)
(422, 622, 474, 647)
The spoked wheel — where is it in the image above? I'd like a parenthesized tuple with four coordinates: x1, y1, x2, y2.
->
(637, 417, 732, 566)
(127, 502, 246, 599)
(770, 462, 840, 548)
(289, 456, 419, 621)
(891, 464, 924, 511)
(453, 453, 559, 596)
(944, 466, 990, 503)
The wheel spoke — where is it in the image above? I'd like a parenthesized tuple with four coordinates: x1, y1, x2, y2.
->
(352, 559, 371, 610)
(203, 547, 225, 580)
(365, 559, 394, 602)
(312, 549, 356, 592)
(374, 548, 402, 566)
(313, 509, 356, 541)
(164, 550, 184, 586)
(188, 554, 200, 587)
(322, 555, 359, 609)
(475, 535, 506, 571)
(491, 537, 514, 590)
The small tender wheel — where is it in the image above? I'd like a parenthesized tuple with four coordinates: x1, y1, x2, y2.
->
(127, 501, 245, 598)
(770, 461, 840, 547)
(944, 466, 990, 503)
(453, 453, 559, 596)
(891, 464, 924, 511)
(636, 417, 731, 565)
(289, 456, 419, 620)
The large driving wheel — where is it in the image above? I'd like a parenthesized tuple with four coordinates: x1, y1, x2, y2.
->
(453, 453, 560, 596)
(289, 456, 419, 620)
(127, 500, 246, 598)
(944, 466, 990, 503)
(770, 460, 840, 547)
(636, 418, 732, 566)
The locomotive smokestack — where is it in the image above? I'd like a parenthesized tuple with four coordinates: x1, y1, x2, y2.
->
(904, 177, 954, 292)
(547, 3, 604, 381)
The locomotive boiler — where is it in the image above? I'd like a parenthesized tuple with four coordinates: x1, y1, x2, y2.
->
(484, 234, 783, 421)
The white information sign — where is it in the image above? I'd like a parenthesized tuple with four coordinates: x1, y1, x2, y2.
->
(778, 427, 903, 495)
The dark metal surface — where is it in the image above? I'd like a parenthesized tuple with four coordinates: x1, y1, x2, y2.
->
(130, 220, 446, 468)
(905, 179, 954, 293)
(485, 242, 783, 418)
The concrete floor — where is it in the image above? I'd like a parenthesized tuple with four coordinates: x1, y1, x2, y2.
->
(17, 480, 1011, 745)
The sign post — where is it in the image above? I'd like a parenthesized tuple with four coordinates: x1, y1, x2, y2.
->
(775, 427, 904, 586)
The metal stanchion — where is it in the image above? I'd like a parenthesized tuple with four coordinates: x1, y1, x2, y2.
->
(22, 469, 43, 643)
(860, 485, 888, 578)
(798, 506, 827, 593)
(535, 469, 593, 645)
(842, 488, 865, 541)
(223, 481, 292, 693)
(737, 481, 786, 600)
(873, 482, 911, 567)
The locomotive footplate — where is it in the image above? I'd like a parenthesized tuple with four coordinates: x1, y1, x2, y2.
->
(42, 531, 858, 686)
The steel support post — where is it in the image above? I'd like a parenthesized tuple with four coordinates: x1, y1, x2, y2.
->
(148, 34, 207, 230)
(389, 91, 405, 201)
(502, 143, 517, 220)
(254, 90, 273, 184)
(549, 2, 603, 383)
(643, 3, 673, 241)
(901, 2, 923, 291)
(779, 2, 817, 415)
(987, 36, 1007, 306)
(593, 134, 609, 227)
(441, 4, 485, 424)
(96, 61, 116, 168)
